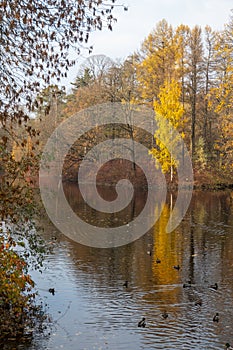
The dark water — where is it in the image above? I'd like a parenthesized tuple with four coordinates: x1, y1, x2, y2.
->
(19, 185, 233, 349)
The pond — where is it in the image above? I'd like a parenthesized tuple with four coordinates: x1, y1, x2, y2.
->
(9, 184, 233, 349)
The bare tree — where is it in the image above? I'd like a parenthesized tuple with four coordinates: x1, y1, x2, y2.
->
(79, 54, 114, 84)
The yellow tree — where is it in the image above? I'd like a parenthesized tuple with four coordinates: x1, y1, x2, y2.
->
(136, 19, 176, 105)
(211, 73, 233, 169)
(209, 20, 233, 170)
(217, 16, 233, 169)
(174, 24, 190, 107)
(149, 79, 184, 181)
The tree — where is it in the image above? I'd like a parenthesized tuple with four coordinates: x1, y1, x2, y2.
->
(149, 79, 184, 180)
(174, 24, 190, 108)
(0, 236, 36, 340)
(202, 26, 217, 154)
(195, 136, 208, 170)
(0, 0, 124, 121)
(79, 54, 113, 83)
(71, 68, 94, 91)
(210, 26, 233, 169)
(34, 85, 67, 149)
(186, 26, 203, 160)
(102, 55, 139, 103)
(139, 17, 233, 178)
(137, 19, 176, 104)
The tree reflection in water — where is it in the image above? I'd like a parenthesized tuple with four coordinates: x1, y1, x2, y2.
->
(24, 186, 233, 350)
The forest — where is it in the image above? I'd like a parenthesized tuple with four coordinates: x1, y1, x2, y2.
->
(33, 18, 233, 188)
(0, 0, 233, 343)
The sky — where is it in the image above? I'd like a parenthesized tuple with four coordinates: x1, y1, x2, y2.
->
(65, 0, 232, 87)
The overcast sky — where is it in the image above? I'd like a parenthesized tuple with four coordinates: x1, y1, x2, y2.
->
(65, 0, 232, 87)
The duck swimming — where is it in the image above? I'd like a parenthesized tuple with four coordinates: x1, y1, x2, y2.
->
(161, 311, 168, 319)
(209, 283, 218, 290)
(213, 312, 219, 322)
(49, 288, 55, 295)
(225, 343, 233, 349)
(138, 317, 146, 327)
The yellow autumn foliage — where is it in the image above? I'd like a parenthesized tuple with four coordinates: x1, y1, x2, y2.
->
(149, 79, 185, 174)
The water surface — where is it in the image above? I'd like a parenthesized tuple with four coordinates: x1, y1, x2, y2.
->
(10, 186, 233, 349)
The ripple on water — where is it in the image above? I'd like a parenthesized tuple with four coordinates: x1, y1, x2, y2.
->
(24, 190, 233, 350)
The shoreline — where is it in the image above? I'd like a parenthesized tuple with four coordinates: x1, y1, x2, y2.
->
(61, 177, 233, 191)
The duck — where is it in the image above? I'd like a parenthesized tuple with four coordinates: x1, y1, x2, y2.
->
(183, 282, 192, 288)
(138, 317, 146, 328)
(156, 258, 161, 264)
(173, 265, 180, 271)
(209, 283, 218, 290)
(49, 288, 55, 295)
(225, 343, 233, 349)
(147, 250, 152, 256)
(161, 311, 168, 319)
(123, 280, 128, 288)
(213, 312, 219, 322)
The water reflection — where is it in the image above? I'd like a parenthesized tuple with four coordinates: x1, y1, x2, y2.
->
(63, 183, 149, 227)
(9, 186, 233, 350)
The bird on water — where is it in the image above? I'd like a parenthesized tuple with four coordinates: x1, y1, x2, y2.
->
(49, 288, 55, 295)
(138, 317, 146, 327)
(213, 312, 219, 322)
(209, 283, 218, 290)
(161, 311, 168, 319)
(183, 282, 192, 288)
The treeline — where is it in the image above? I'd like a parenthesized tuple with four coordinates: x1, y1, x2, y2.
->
(35, 16, 233, 184)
